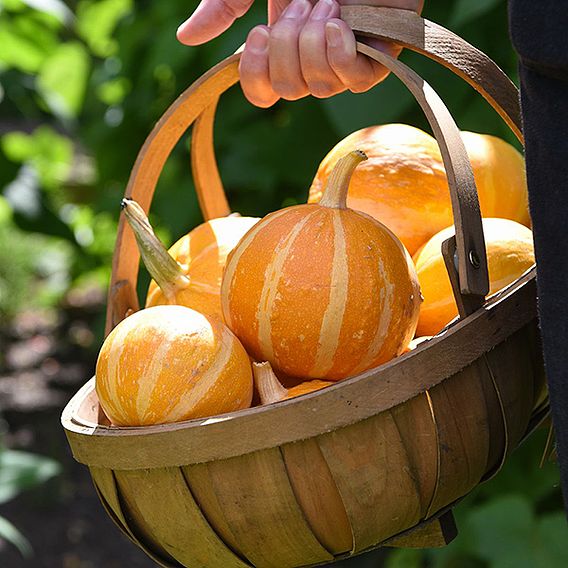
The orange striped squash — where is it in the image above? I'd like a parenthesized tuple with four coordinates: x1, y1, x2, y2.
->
(253, 361, 332, 404)
(221, 151, 422, 381)
(122, 198, 258, 322)
(308, 124, 530, 255)
(96, 305, 253, 426)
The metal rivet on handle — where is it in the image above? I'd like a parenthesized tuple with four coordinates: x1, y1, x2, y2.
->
(469, 250, 481, 269)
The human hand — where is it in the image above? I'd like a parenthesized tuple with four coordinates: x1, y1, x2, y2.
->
(177, 0, 424, 107)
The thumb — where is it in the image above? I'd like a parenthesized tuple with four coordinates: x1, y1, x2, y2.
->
(177, 0, 255, 46)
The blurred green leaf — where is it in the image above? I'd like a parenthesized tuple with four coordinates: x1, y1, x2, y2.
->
(0, 448, 61, 504)
(385, 549, 423, 568)
(2, 127, 73, 189)
(465, 495, 533, 567)
(37, 42, 90, 118)
(1, 0, 26, 10)
(0, 16, 56, 73)
(451, 0, 501, 28)
(96, 76, 131, 105)
(1, 131, 33, 162)
(0, 196, 12, 225)
(76, 0, 132, 57)
(0, 516, 32, 558)
(536, 513, 568, 568)
(322, 75, 414, 137)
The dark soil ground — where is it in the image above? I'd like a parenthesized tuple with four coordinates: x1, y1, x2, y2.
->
(0, 290, 387, 568)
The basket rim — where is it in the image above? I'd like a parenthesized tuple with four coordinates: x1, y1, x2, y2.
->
(62, 267, 537, 470)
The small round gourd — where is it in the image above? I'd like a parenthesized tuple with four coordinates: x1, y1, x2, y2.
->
(122, 198, 258, 321)
(221, 150, 422, 381)
(96, 305, 253, 426)
(414, 218, 535, 336)
(308, 124, 530, 254)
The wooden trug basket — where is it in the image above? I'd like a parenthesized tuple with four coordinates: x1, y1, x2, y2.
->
(62, 8, 549, 568)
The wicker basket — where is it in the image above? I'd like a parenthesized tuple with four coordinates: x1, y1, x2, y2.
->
(61, 8, 549, 568)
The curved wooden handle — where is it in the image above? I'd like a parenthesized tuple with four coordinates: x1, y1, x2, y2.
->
(107, 7, 522, 332)
(105, 55, 240, 333)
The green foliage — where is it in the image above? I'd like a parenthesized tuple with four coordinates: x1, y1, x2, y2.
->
(0, 516, 32, 558)
(37, 41, 91, 119)
(0, 437, 61, 556)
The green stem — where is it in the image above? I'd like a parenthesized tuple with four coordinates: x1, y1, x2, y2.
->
(318, 149, 367, 209)
(121, 198, 189, 302)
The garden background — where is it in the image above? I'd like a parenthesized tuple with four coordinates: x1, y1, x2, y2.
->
(0, 0, 565, 566)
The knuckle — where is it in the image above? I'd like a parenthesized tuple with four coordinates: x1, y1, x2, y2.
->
(270, 21, 298, 44)
(308, 80, 341, 98)
(272, 81, 306, 100)
(348, 77, 376, 94)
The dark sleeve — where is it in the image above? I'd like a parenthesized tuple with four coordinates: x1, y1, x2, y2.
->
(509, 0, 568, 514)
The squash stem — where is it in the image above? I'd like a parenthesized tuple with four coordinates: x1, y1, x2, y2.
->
(319, 150, 367, 209)
(253, 362, 289, 405)
(121, 198, 189, 302)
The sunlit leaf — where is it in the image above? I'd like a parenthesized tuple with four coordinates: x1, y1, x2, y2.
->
(0, 20, 48, 72)
(1, 131, 34, 162)
(37, 42, 90, 118)
(76, 0, 132, 57)
(0, 516, 32, 558)
(0, 0, 26, 11)
(20, 0, 73, 24)
(0, 448, 61, 504)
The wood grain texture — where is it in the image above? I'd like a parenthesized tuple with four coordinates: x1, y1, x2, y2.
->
(181, 464, 246, 560)
(318, 413, 422, 552)
(441, 235, 508, 478)
(281, 438, 354, 555)
(182, 449, 333, 568)
(390, 393, 438, 518)
(386, 511, 457, 549)
(191, 99, 230, 221)
(484, 327, 536, 454)
(113, 466, 250, 568)
(63, 270, 537, 470)
(426, 363, 490, 517)
(90, 467, 178, 567)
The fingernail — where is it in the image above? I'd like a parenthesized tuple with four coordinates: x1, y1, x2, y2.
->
(248, 27, 269, 54)
(325, 21, 343, 48)
(311, 0, 334, 21)
(283, 0, 310, 19)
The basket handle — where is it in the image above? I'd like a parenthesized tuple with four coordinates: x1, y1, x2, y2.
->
(107, 7, 521, 333)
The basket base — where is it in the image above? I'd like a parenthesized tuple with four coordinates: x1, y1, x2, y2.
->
(386, 511, 457, 549)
